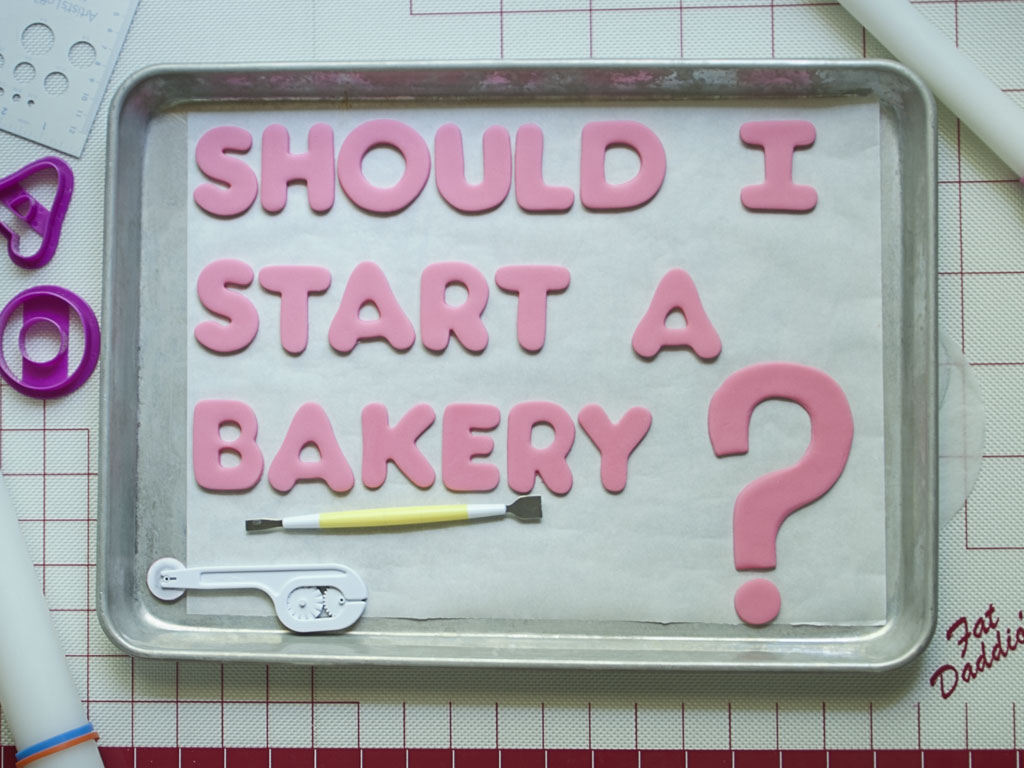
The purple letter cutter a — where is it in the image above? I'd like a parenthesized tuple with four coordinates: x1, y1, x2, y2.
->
(0, 157, 74, 270)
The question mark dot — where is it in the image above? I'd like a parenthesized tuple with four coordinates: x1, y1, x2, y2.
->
(735, 578, 781, 625)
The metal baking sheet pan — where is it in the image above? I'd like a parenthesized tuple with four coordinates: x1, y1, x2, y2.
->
(99, 61, 936, 669)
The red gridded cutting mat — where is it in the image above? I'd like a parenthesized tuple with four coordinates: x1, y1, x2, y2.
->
(3, 0, 1024, 764)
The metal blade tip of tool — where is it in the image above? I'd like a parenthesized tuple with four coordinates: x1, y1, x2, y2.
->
(245, 519, 283, 531)
(507, 496, 542, 520)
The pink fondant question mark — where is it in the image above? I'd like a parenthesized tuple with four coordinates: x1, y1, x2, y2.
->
(707, 362, 853, 626)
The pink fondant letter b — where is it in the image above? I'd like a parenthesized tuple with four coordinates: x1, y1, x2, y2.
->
(192, 400, 264, 491)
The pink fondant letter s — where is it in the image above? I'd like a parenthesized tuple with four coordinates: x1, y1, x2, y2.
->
(193, 126, 258, 217)
(194, 258, 260, 353)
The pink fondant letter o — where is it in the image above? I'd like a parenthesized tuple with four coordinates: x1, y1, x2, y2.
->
(338, 119, 431, 213)
(192, 399, 264, 491)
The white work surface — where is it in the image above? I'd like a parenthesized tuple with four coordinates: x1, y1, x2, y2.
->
(2, 1, 1024, 763)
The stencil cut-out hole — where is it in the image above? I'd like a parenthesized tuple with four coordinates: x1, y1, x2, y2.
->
(68, 41, 96, 69)
(219, 448, 241, 468)
(22, 24, 55, 56)
(300, 442, 322, 462)
(14, 62, 36, 84)
(44, 71, 69, 96)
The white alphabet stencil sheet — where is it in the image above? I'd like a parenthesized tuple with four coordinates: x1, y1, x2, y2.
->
(185, 100, 885, 626)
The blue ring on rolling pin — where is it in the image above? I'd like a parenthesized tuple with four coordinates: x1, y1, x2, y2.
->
(15, 722, 97, 764)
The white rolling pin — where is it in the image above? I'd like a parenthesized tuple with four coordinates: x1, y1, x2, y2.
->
(837, 0, 1024, 180)
(0, 472, 104, 768)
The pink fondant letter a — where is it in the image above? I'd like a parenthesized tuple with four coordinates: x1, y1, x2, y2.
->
(632, 268, 721, 360)
(268, 403, 354, 493)
(329, 262, 416, 353)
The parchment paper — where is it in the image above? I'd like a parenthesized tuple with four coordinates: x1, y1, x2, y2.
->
(185, 100, 886, 625)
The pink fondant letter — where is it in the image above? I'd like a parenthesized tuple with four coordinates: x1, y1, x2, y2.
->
(442, 403, 501, 492)
(337, 119, 431, 213)
(740, 120, 817, 212)
(194, 258, 259, 353)
(435, 124, 512, 213)
(268, 403, 354, 493)
(580, 121, 666, 210)
(632, 269, 721, 360)
(577, 405, 653, 493)
(420, 262, 489, 352)
(329, 262, 416, 353)
(193, 126, 258, 217)
(507, 401, 575, 495)
(494, 265, 570, 352)
(361, 403, 437, 489)
(259, 265, 332, 354)
(192, 399, 264, 491)
(260, 123, 336, 213)
(514, 124, 574, 212)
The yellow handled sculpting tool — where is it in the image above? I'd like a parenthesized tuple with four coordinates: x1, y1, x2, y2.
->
(245, 496, 541, 531)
